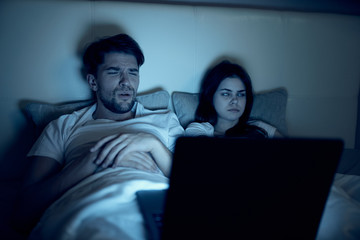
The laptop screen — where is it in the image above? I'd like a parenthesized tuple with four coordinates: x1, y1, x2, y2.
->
(160, 137, 343, 240)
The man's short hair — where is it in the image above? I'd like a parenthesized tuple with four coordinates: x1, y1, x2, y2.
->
(82, 33, 145, 77)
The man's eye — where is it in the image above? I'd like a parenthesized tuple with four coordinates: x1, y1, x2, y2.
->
(108, 71, 118, 75)
(129, 70, 138, 76)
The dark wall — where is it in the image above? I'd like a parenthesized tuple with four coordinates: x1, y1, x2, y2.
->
(119, 0, 360, 16)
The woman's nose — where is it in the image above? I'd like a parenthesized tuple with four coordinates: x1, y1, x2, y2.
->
(230, 96, 238, 104)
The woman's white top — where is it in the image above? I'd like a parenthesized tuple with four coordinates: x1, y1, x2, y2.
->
(185, 120, 277, 137)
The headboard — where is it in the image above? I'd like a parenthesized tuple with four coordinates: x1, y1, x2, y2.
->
(1, 1, 360, 173)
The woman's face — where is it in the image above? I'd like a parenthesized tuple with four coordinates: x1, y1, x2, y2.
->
(213, 76, 246, 125)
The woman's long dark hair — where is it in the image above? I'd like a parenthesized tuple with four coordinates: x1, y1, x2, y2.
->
(195, 60, 267, 138)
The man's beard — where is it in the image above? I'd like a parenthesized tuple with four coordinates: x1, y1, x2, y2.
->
(99, 87, 136, 114)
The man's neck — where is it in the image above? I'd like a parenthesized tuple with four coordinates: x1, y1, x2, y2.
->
(92, 104, 136, 121)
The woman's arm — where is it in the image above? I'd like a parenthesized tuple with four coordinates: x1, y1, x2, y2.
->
(185, 122, 214, 137)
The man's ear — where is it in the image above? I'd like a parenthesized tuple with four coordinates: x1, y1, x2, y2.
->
(87, 74, 98, 91)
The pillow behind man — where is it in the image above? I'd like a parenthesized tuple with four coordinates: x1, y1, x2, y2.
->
(23, 90, 170, 136)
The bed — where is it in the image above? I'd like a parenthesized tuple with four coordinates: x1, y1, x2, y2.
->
(0, 89, 355, 240)
(1, 0, 360, 238)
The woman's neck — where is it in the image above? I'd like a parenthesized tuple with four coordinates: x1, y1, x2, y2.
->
(214, 119, 238, 136)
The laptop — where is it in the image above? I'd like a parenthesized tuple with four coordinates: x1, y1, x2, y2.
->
(136, 137, 343, 240)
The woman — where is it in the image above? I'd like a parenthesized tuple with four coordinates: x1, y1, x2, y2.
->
(185, 60, 278, 138)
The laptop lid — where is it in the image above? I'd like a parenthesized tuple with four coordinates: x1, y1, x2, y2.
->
(136, 189, 167, 240)
(160, 137, 343, 240)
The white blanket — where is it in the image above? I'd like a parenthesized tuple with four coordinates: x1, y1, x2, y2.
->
(317, 173, 360, 240)
(29, 171, 360, 240)
(28, 168, 169, 240)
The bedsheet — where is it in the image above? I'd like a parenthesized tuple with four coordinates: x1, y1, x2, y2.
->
(28, 167, 169, 240)
(317, 173, 360, 240)
(28, 170, 359, 240)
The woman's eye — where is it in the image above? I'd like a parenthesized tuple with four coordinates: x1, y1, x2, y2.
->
(237, 93, 246, 97)
(221, 93, 230, 97)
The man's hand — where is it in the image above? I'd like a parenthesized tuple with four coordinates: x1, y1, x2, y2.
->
(115, 151, 160, 173)
(90, 132, 173, 176)
(90, 133, 158, 168)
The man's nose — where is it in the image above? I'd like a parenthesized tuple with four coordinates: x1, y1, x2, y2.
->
(119, 72, 130, 85)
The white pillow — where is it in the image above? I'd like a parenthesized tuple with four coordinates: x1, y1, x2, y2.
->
(23, 90, 170, 134)
(172, 88, 288, 135)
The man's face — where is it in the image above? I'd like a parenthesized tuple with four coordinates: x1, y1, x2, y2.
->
(92, 52, 139, 114)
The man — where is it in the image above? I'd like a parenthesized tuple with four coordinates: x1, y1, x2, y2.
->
(13, 33, 184, 234)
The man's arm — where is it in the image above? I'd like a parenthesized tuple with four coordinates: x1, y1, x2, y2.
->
(12, 151, 99, 233)
(146, 137, 173, 176)
(91, 133, 173, 176)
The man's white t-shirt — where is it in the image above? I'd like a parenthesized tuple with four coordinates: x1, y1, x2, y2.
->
(28, 102, 184, 167)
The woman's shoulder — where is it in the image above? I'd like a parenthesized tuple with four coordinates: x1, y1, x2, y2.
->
(185, 122, 214, 137)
